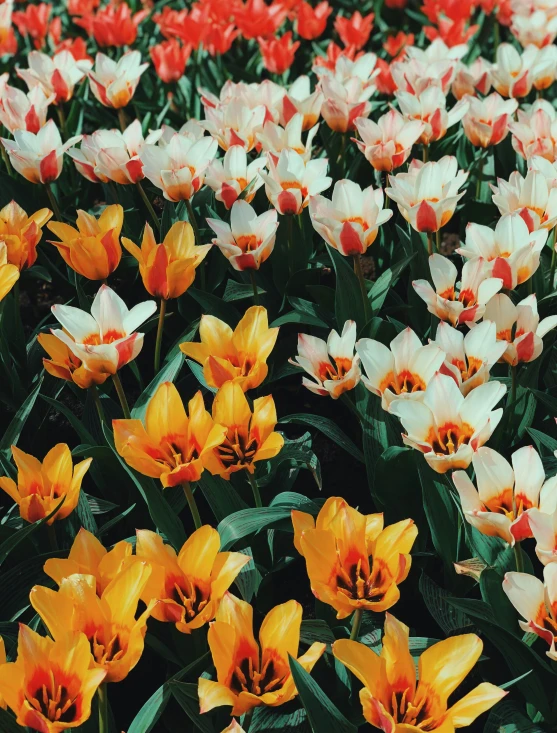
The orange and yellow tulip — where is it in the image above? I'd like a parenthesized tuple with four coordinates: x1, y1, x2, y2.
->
(44, 528, 133, 596)
(135, 526, 249, 633)
(122, 221, 211, 300)
(0, 241, 19, 301)
(113, 382, 226, 488)
(38, 332, 110, 389)
(30, 561, 155, 683)
(198, 592, 325, 717)
(0, 200, 52, 269)
(292, 497, 417, 618)
(0, 444, 92, 524)
(180, 306, 278, 392)
(333, 613, 506, 732)
(47, 204, 123, 280)
(204, 381, 284, 479)
(0, 625, 106, 732)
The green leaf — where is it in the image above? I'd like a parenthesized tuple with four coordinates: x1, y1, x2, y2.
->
(279, 413, 364, 463)
(419, 572, 472, 634)
(223, 279, 266, 302)
(197, 473, 248, 522)
(288, 655, 357, 733)
(480, 568, 519, 634)
(188, 287, 241, 326)
(369, 253, 415, 315)
(418, 462, 458, 571)
(131, 352, 184, 421)
(40, 393, 96, 445)
(96, 504, 136, 538)
(0, 497, 64, 568)
(170, 681, 216, 733)
(0, 378, 42, 455)
(258, 433, 321, 490)
(0, 709, 24, 733)
(329, 246, 365, 330)
(186, 358, 217, 393)
(483, 700, 545, 733)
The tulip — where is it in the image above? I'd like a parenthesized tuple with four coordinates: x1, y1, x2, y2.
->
(50, 284, 156, 377)
(459, 213, 547, 289)
(44, 528, 133, 595)
(530, 153, 557, 186)
(531, 44, 557, 90)
(390, 39, 465, 95)
(204, 100, 267, 152)
(357, 327, 445, 410)
(281, 75, 323, 130)
(504, 565, 557, 659)
(83, 2, 148, 48)
(30, 562, 155, 682)
(413, 255, 503, 326)
(55, 37, 91, 62)
(383, 31, 415, 58)
(452, 56, 492, 99)
(259, 32, 300, 75)
(257, 113, 319, 163)
(396, 86, 469, 145)
(0, 443, 91, 524)
(528, 503, 557, 565)
(17, 50, 92, 105)
(12, 2, 50, 49)
(390, 372, 506, 473)
(333, 614, 506, 731)
(511, 9, 557, 47)
(113, 382, 226, 487)
(0, 0, 12, 46)
(1, 119, 81, 184)
(490, 43, 536, 97)
(491, 169, 557, 231)
(0, 626, 106, 732)
(88, 51, 148, 109)
(48, 204, 123, 280)
(0, 201, 52, 269)
(205, 22, 240, 56)
(296, 1, 331, 40)
(462, 92, 517, 147)
(484, 293, 557, 365)
(38, 332, 109, 389)
(208, 201, 277, 272)
(198, 593, 325, 716)
(309, 179, 392, 255)
(202, 381, 284, 480)
(453, 445, 554, 545)
(386, 157, 468, 235)
(234, 0, 287, 39)
(122, 221, 210, 299)
(0, 242, 18, 301)
(293, 496, 417, 617)
(353, 110, 424, 172)
(205, 147, 266, 210)
(319, 75, 375, 132)
(334, 11, 374, 50)
(0, 84, 53, 134)
(260, 149, 331, 215)
(140, 133, 218, 202)
(290, 320, 361, 398)
(135, 527, 249, 632)
(434, 320, 507, 395)
(510, 99, 557, 161)
(150, 39, 191, 84)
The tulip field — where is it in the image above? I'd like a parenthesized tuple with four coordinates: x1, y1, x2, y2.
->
(5, 0, 557, 731)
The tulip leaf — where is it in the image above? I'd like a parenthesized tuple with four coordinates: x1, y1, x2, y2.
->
(96, 503, 136, 538)
(288, 655, 357, 733)
(419, 573, 472, 635)
(417, 462, 459, 571)
(483, 699, 545, 733)
(131, 352, 184, 421)
(223, 279, 266, 302)
(369, 252, 415, 315)
(250, 703, 309, 732)
(170, 681, 216, 733)
(40, 393, 96, 445)
(0, 497, 64, 568)
(257, 433, 322, 490)
(0, 378, 43, 457)
(188, 287, 241, 326)
(0, 551, 58, 619)
(279, 414, 364, 464)
(234, 547, 261, 603)
(186, 358, 217, 394)
(0, 709, 23, 733)
(198, 473, 248, 522)
(329, 246, 366, 331)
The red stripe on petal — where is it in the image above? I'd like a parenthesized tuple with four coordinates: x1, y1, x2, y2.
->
(282, 95, 298, 125)
(415, 200, 437, 233)
(458, 305, 479, 324)
(100, 229, 120, 273)
(52, 69, 70, 104)
(220, 182, 239, 209)
(339, 221, 364, 255)
(115, 334, 137, 368)
(492, 257, 513, 289)
(277, 191, 299, 215)
(24, 106, 40, 134)
(39, 149, 59, 183)
(516, 332, 534, 362)
(147, 244, 169, 298)
(125, 158, 144, 183)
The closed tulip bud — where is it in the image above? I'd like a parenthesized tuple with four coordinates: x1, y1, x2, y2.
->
(88, 50, 148, 109)
(296, 1, 331, 40)
(0, 200, 52, 269)
(17, 50, 92, 105)
(150, 38, 191, 83)
(259, 32, 300, 75)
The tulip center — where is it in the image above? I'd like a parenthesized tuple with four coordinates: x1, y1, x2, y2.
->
(336, 556, 386, 602)
(230, 656, 288, 697)
(83, 329, 126, 345)
(318, 356, 352, 382)
(26, 677, 78, 724)
(235, 233, 260, 252)
(452, 356, 483, 381)
(280, 180, 308, 198)
(429, 422, 474, 455)
(217, 427, 258, 467)
(90, 630, 125, 665)
(389, 687, 438, 729)
(381, 369, 425, 395)
(168, 576, 209, 621)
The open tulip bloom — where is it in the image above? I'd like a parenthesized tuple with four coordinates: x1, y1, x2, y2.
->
(353, 110, 425, 172)
(0, 84, 53, 134)
(17, 50, 92, 105)
(510, 99, 557, 161)
(461, 92, 518, 147)
(88, 51, 148, 109)
(0, 200, 52, 270)
(260, 148, 331, 215)
(204, 147, 266, 210)
(491, 169, 557, 231)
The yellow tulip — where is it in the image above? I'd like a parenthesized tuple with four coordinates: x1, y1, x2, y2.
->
(180, 306, 279, 392)
(44, 528, 133, 596)
(47, 204, 123, 280)
(0, 625, 106, 732)
(0, 200, 52, 269)
(292, 496, 417, 618)
(113, 382, 226, 488)
(0, 444, 92, 525)
(135, 526, 249, 632)
(204, 381, 284, 479)
(333, 613, 506, 732)
(38, 332, 110, 389)
(0, 240, 19, 301)
(122, 221, 211, 299)
(30, 562, 155, 683)
(198, 593, 325, 717)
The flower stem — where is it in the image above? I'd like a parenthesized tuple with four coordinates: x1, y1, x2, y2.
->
(1, 145, 12, 176)
(511, 364, 517, 409)
(426, 232, 434, 256)
(182, 482, 202, 529)
(435, 229, 440, 253)
(514, 543, 524, 573)
(136, 181, 160, 235)
(186, 198, 205, 290)
(422, 144, 429, 163)
(249, 270, 259, 305)
(98, 683, 108, 733)
(47, 523, 58, 552)
(45, 183, 62, 221)
(91, 385, 105, 425)
(353, 254, 372, 324)
(350, 607, 363, 641)
(56, 105, 66, 139)
(112, 372, 131, 419)
(286, 213, 295, 277)
(247, 471, 262, 508)
(117, 107, 127, 132)
(476, 155, 485, 200)
(549, 228, 557, 293)
(154, 298, 167, 374)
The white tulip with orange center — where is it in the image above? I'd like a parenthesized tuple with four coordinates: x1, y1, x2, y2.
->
(510, 99, 557, 161)
(458, 213, 547, 290)
(356, 327, 445, 410)
(352, 109, 425, 172)
(260, 149, 331, 216)
(490, 43, 537, 97)
(386, 157, 468, 234)
(88, 51, 148, 109)
(290, 320, 361, 399)
(461, 92, 518, 147)
(50, 284, 156, 377)
(309, 179, 392, 256)
(206, 199, 278, 271)
(528, 496, 557, 565)
(256, 112, 319, 163)
(491, 168, 557, 231)
(391, 38, 467, 95)
(17, 50, 92, 105)
(280, 75, 323, 130)
(451, 57, 492, 99)
(390, 371, 506, 474)
(511, 9, 557, 47)
(484, 293, 557, 365)
(531, 44, 557, 90)
(0, 84, 53, 134)
(204, 146, 266, 210)
(413, 254, 503, 326)
(453, 445, 552, 545)
(396, 86, 469, 145)
(203, 99, 266, 152)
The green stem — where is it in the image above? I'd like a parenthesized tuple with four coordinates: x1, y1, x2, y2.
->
(435, 229, 440, 254)
(550, 228, 556, 293)
(353, 254, 372, 324)
(91, 385, 105, 425)
(98, 683, 108, 733)
(182, 482, 202, 529)
(247, 471, 262, 508)
(513, 543, 524, 573)
(154, 298, 166, 374)
(337, 132, 347, 178)
(117, 107, 127, 132)
(1, 144, 13, 176)
(476, 156, 484, 201)
(186, 198, 205, 290)
(136, 181, 160, 235)
(286, 213, 295, 277)
(47, 523, 58, 552)
(249, 270, 259, 305)
(423, 144, 429, 163)
(511, 364, 517, 409)
(56, 104, 66, 140)
(426, 232, 433, 256)
(350, 607, 363, 641)
(112, 372, 131, 419)
(45, 183, 62, 221)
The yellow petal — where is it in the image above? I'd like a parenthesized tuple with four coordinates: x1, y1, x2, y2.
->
(332, 639, 383, 692)
(447, 682, 507, 725)
(145, 381, 188, 447)
(0, 476, 19, 504)
(417, 633, 483, 705)
(210, 551, 251, 600)
(253, 431, 283, 464)
(259, 600, 302, 666)
(382, 613, 415, 698)
(315, 497, 347, 532)
(102, 560, 151, 627)
(177, 525, 220, 582)
(291, 510, 315, 555)
(212, 381, 251, 430)
(199, 315, 235, 359)
(11, 446, 43, 498)
(198, 677, 237, 714)
(207, 619, 240, 683)
(98, 204, 124, 236)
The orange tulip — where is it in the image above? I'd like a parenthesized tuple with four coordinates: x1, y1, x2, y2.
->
(0, 200, 52, 269)
(38, 332, 110, 389)
(0, 241, 19, 301)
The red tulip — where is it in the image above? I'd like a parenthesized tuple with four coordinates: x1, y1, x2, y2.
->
(235, 0, 287, 39)
(13, 3, 51, 49)
(150, 39, 191, 83)
(296, 1, 331, 40)
(334, 11, 374, 50)
(259, 31, 300, 75)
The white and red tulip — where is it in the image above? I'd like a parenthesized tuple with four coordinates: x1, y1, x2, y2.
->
(353, 109, 424, 172)
(89, 51, 148, 109)
(204, 146, 266, 209)
(17, 50, 91, 105)
(260, 149, 331, 215)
